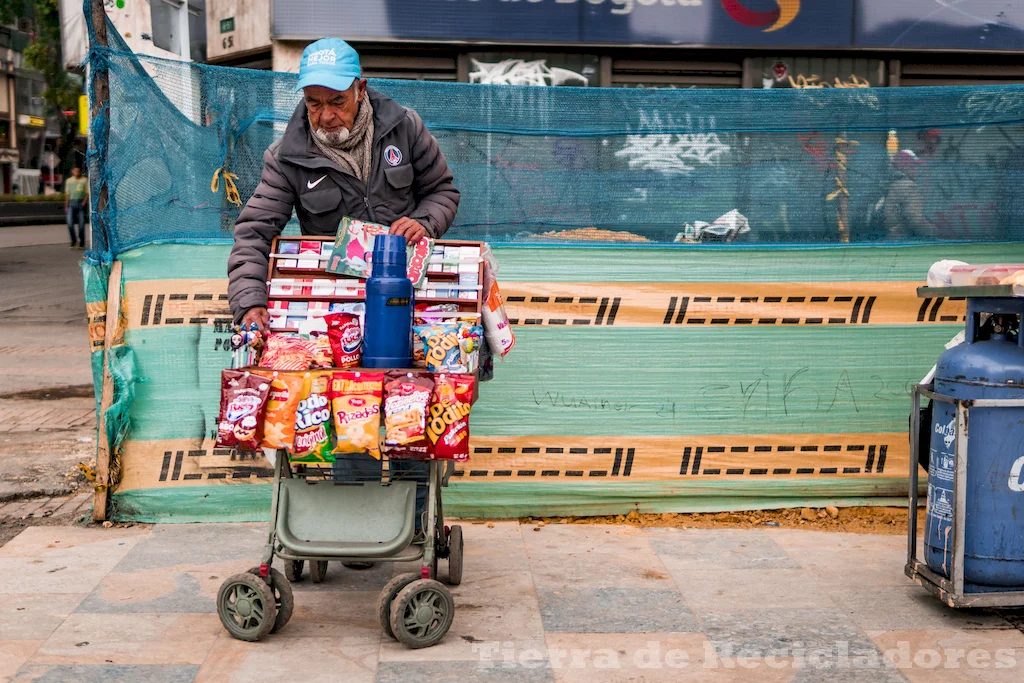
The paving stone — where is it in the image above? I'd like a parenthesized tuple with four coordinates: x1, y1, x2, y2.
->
(0, 594, 90, 640)
(376, 659, 555, 683)
(195, 634, 379, 682)
(700, 607, 883, 660)
(537, 586, 697, 634)
(648, 528, 798, 571)
(12, 664, 200, 683)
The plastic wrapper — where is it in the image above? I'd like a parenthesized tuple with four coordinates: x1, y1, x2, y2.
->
(325, 312, 362, 368)
(327, 216, 432, 287)
(258, 371, 305, 452)
(414, 323, 482, 373)
(481, 261, 515, 357)
(384, 372, 433, 458)
(330, 371, 384, 459)
(426, 374, 474, 461)
(308, 333, 334, 369)
(292, 372, 334, 463)
(259, 334, 316, 371)
(215, 370, 271, 451)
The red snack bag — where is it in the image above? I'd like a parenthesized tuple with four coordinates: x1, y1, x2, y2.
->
(426, 374, 474, 461)
(325, 313, 362, 368)
(309, 333, 334, 369)
(384, 372, 434, 459)
(259, 334, 316, 371)
(216, 370, 271, 451)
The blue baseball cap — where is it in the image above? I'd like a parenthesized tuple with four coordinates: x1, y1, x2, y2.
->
(295, 38, 361, 93)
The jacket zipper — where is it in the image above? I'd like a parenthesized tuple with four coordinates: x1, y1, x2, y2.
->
(364, 195, 376, 222)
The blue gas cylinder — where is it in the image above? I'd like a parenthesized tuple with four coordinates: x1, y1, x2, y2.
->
(925, 299, 1024, 590)
(361, 234, 413, 368)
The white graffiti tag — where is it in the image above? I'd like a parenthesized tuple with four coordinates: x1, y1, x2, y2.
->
(615, 113, 731, 175)
(469, 59, 588, 87)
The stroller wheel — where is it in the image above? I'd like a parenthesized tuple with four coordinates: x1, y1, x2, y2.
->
(446, 525, 463, 586)
(310, 559, 328, 584)
(284, 559, 304, 582)
(217, 572, 278, 642)
(377, 572, 420, 639)
(389, 579, 455, 649)
(247, 567, 295, 633)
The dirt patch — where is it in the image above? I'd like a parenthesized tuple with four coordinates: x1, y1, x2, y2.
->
(0, 384, 95, 400)
(516, 506, 923, 535)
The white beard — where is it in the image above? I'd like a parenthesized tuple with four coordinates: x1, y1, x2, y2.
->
(312, 126, 350, 146)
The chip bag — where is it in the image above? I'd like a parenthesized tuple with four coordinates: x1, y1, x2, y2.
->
(415, 323, 482, 373)
(384, 372, 433, 458)
(259, 334, 316, 371)
(308, 332, 334, 369)
(326, 217, 432, 287)
(330, 371, 384, 459)
(426, 374, 474, 461)
(325, 312, 362, 368)
(292, 372, 334, 463)
(216, 370, 271, 451)
(259, 371, 305, 451)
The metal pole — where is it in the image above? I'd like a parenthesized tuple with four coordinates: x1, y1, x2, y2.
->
(952, 401, 969, 596)
(907, 386, 922, 566)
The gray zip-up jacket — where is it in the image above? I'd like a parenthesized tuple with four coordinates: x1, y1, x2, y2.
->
(227, 88, 459, 320)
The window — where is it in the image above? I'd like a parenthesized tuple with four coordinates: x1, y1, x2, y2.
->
(149, 0, 181, 55)
(188, 0, 206, 63)
(466, 52, 597, 87)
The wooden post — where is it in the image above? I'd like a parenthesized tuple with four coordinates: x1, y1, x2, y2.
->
(93, 261, 123, 521)
(89, 0, 116, 521)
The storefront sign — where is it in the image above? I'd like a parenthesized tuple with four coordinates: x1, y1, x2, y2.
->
(272, 0, 1024, 51)
(17, 114, 45, 128)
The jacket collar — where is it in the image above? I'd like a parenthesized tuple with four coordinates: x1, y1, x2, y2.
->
(278, 87, 407, 170)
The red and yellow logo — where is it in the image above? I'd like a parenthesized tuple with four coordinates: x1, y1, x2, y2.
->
(721, 0, 799, 32)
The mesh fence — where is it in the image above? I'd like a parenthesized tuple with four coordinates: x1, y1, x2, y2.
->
(86, 15, 1024, 256)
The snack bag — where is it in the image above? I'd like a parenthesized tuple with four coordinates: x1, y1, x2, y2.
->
(259, 334, 316, 371)
(426, 374, 474, 461)
(325, 312, 362, 368)
(481, 268, 515, 357)
(384, 372, 434, 458)
(308, 332, 334, 369)
(458, 324, 483, 373)
(327, 216, 432, 287)
(330, 371, 385, 459)
(292, 372, 335, 463)
(216, 370, 271, 451)
(259, 371, 305, 451)
(414, 323, 460, 373)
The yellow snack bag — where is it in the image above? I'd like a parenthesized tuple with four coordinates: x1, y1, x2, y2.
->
(330, 371, 384, 459)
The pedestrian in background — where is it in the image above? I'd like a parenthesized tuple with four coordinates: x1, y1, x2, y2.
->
(64, 166, 88, 249)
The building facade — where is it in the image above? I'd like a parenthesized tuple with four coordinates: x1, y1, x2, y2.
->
(206, 0, 1024, 87)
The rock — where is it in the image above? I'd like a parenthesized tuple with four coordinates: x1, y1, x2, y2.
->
(826, 506, 840, 519)
(661, 512, 678, 521)
(626, 510, 640, 520)
(800, 508, 817, 521)
(817, 510, 828, 519)
(486, 522, 494, 529)
(764, 521, 780, 527)
(536, 521, 546, 528)
(101, 521, 113, 528)
(533, 526, 542, 532)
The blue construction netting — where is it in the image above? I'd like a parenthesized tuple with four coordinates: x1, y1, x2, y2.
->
(87, 14, 1024, 257)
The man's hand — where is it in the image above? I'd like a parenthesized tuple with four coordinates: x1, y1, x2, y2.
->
(390, 217, 428, 245)
(241, 306, 269, 334)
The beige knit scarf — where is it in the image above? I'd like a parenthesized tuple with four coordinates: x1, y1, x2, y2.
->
(310, 97, 375, 183)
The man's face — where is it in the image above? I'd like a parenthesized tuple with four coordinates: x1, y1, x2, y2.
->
(71, 168, 81, 178)
(304, 82, 366, 138)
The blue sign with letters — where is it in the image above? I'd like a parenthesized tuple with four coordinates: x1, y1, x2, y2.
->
(272, 0, 1024, 51)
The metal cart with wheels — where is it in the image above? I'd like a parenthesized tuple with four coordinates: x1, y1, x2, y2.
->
(216, 448, 464, 647)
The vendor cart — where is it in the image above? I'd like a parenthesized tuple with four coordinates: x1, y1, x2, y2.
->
(216, 447, 463, 647)
(215, 235, 489, 647)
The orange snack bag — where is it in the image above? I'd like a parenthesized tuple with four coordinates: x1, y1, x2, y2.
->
(258, 371, 305, 452)
(330, 371, 384, 459)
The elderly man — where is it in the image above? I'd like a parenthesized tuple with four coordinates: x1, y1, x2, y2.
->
(228, 37, 459, 329)
(228, 38, 458, 572)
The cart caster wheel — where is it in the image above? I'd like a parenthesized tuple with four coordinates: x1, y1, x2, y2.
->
(247, 567, 294, 633)
(284, 559, 304, 583)
(377, 572, 420, 640)
(310, 560, 328, 584)
(446, 525, 463, 586)
(389, 579, 455, 649)
(217, 572, 278, 642)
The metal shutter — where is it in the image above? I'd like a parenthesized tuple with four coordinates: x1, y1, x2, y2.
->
(611, 57, 743, 89)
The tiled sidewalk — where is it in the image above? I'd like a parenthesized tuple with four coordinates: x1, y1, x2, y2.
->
(1, 522, 1022, 682)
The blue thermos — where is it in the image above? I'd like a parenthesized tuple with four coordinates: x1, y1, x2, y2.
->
(362, 234, 414, 368)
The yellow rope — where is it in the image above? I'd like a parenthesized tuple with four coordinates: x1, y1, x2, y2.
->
(211, 167, 242, 207)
